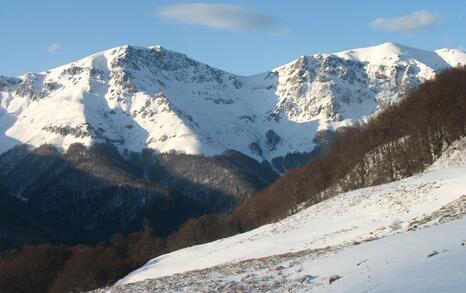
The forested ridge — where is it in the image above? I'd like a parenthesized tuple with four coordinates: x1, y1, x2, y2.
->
(0, 66, 465, 293)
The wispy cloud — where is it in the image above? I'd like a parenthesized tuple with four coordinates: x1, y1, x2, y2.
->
(156, 3, 276, 31)
(47, 42, 61, 53)
(370, 10, 441, 33)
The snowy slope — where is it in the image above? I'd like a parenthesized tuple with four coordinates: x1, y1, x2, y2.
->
(427, 137, 466, 171)
(335, 42, 451, 68)
(1, 43, 465, 162)
(436, 48, 466, 67)
(109, 137, 466, 291)
(102, 217, 466, 293)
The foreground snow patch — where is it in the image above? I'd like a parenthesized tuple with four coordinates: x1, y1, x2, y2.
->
(117, 164, 466, 286)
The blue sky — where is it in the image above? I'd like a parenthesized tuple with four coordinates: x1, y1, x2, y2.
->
(0, 0, 465, 76)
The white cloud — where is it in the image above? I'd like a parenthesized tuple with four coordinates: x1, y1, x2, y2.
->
(47, 42, 61, 53)
(156, 3, 276, 31)
(370, 10, 441, 33)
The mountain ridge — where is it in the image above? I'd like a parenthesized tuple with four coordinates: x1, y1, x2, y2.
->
(1, 42, 465, 164)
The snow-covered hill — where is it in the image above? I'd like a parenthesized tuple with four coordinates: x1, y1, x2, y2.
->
(102, 137, 466, 292)
(1, 43, 465, 163)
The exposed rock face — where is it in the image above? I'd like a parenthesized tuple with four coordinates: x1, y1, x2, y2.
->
(265, 129, 281, 151)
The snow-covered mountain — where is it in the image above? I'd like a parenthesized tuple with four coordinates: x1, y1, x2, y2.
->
(100, 137, 466, 292)
(1, 42, 465, 163)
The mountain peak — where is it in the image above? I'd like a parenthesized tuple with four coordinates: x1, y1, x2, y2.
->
(1, 42, 465, 161)
(435, 47, 466, 67)
(334, 42, 451, 69)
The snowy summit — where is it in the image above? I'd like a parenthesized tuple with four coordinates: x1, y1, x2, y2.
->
(0, 42, 465, 163)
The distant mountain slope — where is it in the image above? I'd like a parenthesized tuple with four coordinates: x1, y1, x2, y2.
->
(1, 42, 464, 164)
(0, 188, 89, 250)
(0, 141, 279, 249)
(112, 137, 466, 291)
(0, 143, 209, 246)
